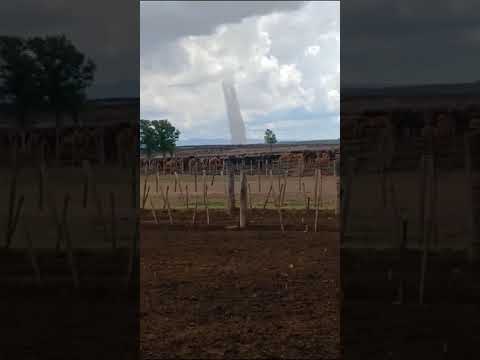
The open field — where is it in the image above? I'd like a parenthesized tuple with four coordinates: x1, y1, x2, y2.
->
(341, 84, 480, 358)
(343, 168, 480, 359)
(345, 170, 479, 249)
(140, 173, 338, 210)
(0, 162, 340, 358)
(0, 165, 135, 249)
(140, 214, 340, 359)
(139, 167, 341, 357)
(0, 165, 138, 358)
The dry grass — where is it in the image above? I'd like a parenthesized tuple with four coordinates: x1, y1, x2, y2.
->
(140, 173, 339, 210)
(0, 165, 135, 249)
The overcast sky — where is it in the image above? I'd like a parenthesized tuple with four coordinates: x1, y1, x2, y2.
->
(342, 0, 480, 87)
(141, 1, 340, 143)
(0, 0, 139, 99)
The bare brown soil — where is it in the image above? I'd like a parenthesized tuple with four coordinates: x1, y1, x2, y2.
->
(342, 248, 480, 360)
(141, 208, 338, 232)
(141, 210, 340, 359)
(0, 249, 138, 360)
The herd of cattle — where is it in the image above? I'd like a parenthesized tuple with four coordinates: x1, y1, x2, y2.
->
(341, 107, 480, 171)
(0, 123, 137, 166)
(1, 123, 340, 175)
(141, 149, 339, 176)
(342, 109, 477, 141)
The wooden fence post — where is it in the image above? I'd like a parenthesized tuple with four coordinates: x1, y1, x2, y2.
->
(39, 163, 47, 211)
(194, 168, 198, 192)
(62, 193, 79, 289)
(342, 157, 354, 235)
(192, 200, 198, 225)
(465, 134, 477, 262)
(149, 198, 158, 225)
(263, 184, 273, 209)
(82, 160, 91, 208)
(419, 155, 434, 304)
(110, 192, 117, 249)
(6, 194, 24, 249)
(227, 165, 235, 215)
(298, 159, 302, 192)
(165, 185, 173, 225)
(319, 169, 323, 209)
(5, 167, 19, 248)
(418, 155, 426, 245)
(282, 171, 287, 206)
(277, 184, 285, 232)
(25, 227, 42, 286)
(204, 184, 210, 225)
(240, 171, 248, 228)
(397, 217, 408, 304)
(248, 183, 253, 209)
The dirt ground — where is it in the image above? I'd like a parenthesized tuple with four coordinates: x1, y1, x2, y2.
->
(342, 248, 480, 360)
(342, 167, 480, 359)
(0, 165, 138, 358)
(141, 207, 338, 232)
(0, 249, 139, 360)
(345, 171, 478, 249)
(0, 166, 340, 358)
(140, 210, 340, 359)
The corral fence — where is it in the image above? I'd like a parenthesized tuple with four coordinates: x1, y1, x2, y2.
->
(140, 151, 340, 178)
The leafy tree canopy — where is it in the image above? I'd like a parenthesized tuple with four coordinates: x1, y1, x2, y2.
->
(28, 35, 96, 119)
(0, 35, 96, 127)
(264, 128, 277, 145)
(0, 36, 42, 126)
(140, 119, 180, 158)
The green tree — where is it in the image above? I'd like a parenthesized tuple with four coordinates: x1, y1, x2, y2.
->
(0, 35, 95, 128)
(264, 128, 277, 152)
(29, 35, 95, 163)
(140, 119, 180, 159)
(28, 35, 96, 127)
(0, 36, 43, 128)
(1, 35, 95, 163)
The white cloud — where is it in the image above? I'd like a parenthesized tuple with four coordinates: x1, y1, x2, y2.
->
(141, 1, 339, 141)
(305, 45, 320, 57)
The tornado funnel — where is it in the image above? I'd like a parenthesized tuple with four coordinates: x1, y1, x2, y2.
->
(222, 80, 247, 145)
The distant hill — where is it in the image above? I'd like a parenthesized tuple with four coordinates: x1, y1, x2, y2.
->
(342, 81, 480, 98)
(177, 138, 339, 146)
(177, 138, 261, 146)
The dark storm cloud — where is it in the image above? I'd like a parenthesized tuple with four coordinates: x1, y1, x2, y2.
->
(141, 1, 305, 56)
(0, 0, 139, 98)
(341, 1, 480, 86)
